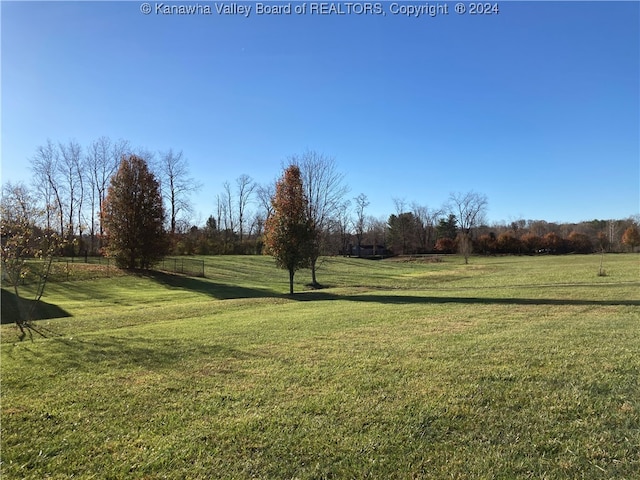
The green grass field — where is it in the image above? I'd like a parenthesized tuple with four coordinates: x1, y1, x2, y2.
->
(2, 254, 639, 479)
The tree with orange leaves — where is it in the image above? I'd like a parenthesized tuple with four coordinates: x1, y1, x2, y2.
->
(102, 155, 168, 269)
(263, 165, 314, 294)
(621, 225, 640, 252)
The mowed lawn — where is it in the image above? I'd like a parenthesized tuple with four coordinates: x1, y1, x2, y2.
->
(1, 254, 639, 479)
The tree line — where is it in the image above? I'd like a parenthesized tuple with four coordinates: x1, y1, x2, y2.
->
(19, 137, 202, 257)
(4, 138, 640, 264)
(4, 140, 638, 331)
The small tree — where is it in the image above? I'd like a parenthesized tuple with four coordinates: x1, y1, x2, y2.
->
(263, 165, 314, 295)
(1, 182, 60, 339)
(102, 155, 168, 269)
(457, 232, 473, 263)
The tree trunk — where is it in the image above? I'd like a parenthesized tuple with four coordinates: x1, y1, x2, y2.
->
(310, 258, 319, 287)
(289, 269, 295, 295)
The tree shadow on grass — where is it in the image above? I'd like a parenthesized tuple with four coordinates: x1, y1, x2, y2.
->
(7, 334, 260, 372)
(142, 271, 639, 308)
(1, 288, 71, 325)
(293, 291, 640, 307)
(143, 270, 278, 300)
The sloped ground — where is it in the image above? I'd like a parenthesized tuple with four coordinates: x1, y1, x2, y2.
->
(1, 254, 638, 479)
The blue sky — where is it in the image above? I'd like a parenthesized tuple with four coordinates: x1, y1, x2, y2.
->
(2, 0, 639, 225)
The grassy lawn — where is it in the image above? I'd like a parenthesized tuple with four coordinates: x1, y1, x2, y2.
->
(1, 254, 639, 479)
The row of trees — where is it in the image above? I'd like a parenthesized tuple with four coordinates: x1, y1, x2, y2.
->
(4, 143, 638, 329)
(17, 138, 640, 260)
(1, 153, 168, 335)
(26, 137, 200, 256)
(382, 211, 640, 256)
(5, 142, 640, 271)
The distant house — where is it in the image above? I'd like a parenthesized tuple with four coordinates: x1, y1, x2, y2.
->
(349, 244, 389, 258)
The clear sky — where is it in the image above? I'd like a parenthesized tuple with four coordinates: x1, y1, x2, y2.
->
(2, 0, 639, 225)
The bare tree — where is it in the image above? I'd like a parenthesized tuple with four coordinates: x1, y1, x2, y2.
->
(388, 197, 417, 255)
(335, 200, 352, 256)
(86, 137, 129, 248)
(158, 149, 201, 235)
(448, 191, 488, 263)
(57, 140, 83, 247)
(448, 191, 488, 236)
(236, 174, 256, 242)
(368, 216, 387, 256)
(252, 181, 276, 243)
(257, 182, 276, 221)
(249, 211, 265, 239)
(31, 140, 64, 236)
(85, 141, 102, 253)
(412, 202, 441, 253)
(393, 197, 407, 216)
(222, 181, 235, 233)
(289, 150, 349, 287)
(354, 193, 369, 256)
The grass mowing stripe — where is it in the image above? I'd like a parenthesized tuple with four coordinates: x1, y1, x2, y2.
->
(1, 254, 638, 478)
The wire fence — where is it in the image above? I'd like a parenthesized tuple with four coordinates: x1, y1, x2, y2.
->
(1, 256, 118, 285)
(160, 257, 205, 277)
(2, 255, 206, 286)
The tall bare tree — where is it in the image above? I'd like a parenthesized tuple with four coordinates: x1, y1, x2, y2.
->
(158, 149, 200, 235)
(58, 140, 84, 252)
(222, 181, 235, 233)
(335, 200, 352, 256)
(236, 174, 256, 242)
(448, 191, 488, 264)
(448, 191, 488, 236)
(86, 137, 130, 247)
(215, 193, 226, 235)
(289, 150, 348, 286)
(388, 197, 415, 255)
(31, 140, 64, 236)
(354, 193, 369, 256)
(411, 202, 441, 253)
(257, 182, 275, 222)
